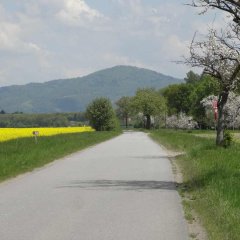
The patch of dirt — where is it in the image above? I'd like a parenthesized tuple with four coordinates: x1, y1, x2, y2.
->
(160, 145, 208, 240)
(187, 212, 208, 240)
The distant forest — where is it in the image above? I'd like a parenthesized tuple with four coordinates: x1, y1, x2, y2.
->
(0, 112, 86, 127)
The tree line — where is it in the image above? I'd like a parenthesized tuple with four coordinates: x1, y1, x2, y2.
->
(86, 69, 238, 132)
(0, 112, 86, 128)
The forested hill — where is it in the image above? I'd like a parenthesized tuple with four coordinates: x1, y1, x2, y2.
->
(0, 65, 183, 113)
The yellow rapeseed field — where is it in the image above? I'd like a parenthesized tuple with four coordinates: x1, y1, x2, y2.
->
(0, 126, 94, 142)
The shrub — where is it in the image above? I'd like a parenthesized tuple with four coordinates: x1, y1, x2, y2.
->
(86, 98, 119, 131)
(223, 131, 234, 148)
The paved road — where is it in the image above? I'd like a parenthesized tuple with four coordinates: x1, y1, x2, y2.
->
(0, 132, 188, 240)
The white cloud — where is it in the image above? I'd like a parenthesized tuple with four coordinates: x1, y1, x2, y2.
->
(103, 53, 151, 70)
(27, 43, 51, 69)
(63, 67, 93, 78)
(23, 2, 42, 17)
(56, 0, 106, 26)
(110, 1, 175, 38)
(0, 18, 50, 67)
(0, 21, 21, 51)
(0, 3, 52, 73)
(166, 35, 190, 58)
(0, 0, 223, 86)
(123, 0, 142, 15)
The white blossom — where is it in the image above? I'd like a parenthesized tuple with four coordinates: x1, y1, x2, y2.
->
(166, 112, 198, 129)
(201, 92, 240, 128)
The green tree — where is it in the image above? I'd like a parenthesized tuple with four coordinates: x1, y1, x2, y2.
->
(116, 96, 133, 128)
(86, 98, 118, 131)
(132, 88, 166, 129)
(162, 83, 193, 115)
(184, 70, 200, 84)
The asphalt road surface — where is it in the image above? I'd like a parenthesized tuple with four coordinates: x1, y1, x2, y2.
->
(0, 131, 188, 240)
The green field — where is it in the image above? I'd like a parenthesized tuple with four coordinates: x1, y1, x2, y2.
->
(150, 129, 240, 240)
(0, 131, 121, 182)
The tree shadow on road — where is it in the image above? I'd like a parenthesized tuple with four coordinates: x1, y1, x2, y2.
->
(58, 180, 177, 191)
(131, 155, 168, 159)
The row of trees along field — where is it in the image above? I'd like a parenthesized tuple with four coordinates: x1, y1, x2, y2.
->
(85, 89, 167, 132)
(85, 69, 238, 133)
(114, 71, 240, 132)
(0, 112, 86, 127)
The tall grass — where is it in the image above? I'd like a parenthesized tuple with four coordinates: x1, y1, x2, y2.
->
(0, 131, 121, 182)
(151, 129, 240, 240)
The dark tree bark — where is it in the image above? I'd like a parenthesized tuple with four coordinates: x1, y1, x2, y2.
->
(146, 114, 151, 129)
(216, 91, 229, 145)
(125, 115, 128, 128)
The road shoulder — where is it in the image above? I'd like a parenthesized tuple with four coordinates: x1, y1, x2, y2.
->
(156, 143, 208, 240)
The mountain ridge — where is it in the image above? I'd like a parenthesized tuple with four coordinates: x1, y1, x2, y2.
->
(0, 65, 183, 113)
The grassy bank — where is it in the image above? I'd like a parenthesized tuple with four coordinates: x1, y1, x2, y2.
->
(0, 131, 121, 182)
(150, 129, 240, 240)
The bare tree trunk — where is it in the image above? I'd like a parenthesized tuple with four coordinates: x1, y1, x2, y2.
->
(164, 112, 167, 128)
(146, 115, 151, 129)
(216, 91, 229, 146)
(125, 115, 128, 128)
(216, 104, 225, 145)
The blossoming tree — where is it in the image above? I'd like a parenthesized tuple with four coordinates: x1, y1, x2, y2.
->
(184, 25, 240, 145)
(186, 1, 240, 145)
(201, 92, 240, 129)
(166, 113, 198, 130)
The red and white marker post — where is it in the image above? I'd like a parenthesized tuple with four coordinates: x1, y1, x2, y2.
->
(212, 100, 218, 121)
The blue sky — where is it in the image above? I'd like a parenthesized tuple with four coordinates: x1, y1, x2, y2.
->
(0, 0, 227, 86)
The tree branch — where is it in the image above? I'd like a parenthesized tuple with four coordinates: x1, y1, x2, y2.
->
(188, 0, 240, 23)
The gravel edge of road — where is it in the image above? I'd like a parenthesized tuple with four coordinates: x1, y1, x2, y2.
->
(149, 135, 208, 240)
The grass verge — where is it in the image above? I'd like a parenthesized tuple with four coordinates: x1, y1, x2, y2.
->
(0, 131, 121, 183)
(150, 129, 240, 240)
